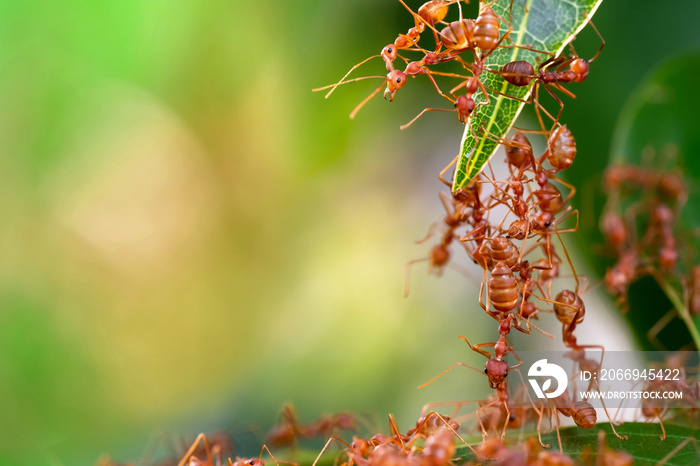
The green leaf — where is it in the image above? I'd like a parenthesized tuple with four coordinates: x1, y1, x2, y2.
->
(607, 53, 700, 351)
(455, 423, 700, 465)
(453, 0, 603, 190)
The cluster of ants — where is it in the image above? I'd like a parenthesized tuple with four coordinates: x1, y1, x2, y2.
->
(150, 406, 637, 466)
(600, 153, 698, 332)
(598, 152, 700, 439)
(99, 1, 700, 465)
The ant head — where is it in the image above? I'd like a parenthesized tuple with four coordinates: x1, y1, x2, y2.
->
(454, 95, 475, 123)
(651, 203, 674, 225)
(509, 179, 524, 194)
(570, 58, 589, 82)
(533, 211, 553, 231)
(538, 261, 560, 282)
(350, 437, 370, 455)
(384, 70, 407, 100)
(381, 44, 397, 63)
(485, 359, 509, 388)
(507, 219, 528, 240)
(659, 247, 679, 273)
(604, 265, 629, 296)
(521, 301, 539, 319)
(231, 459, 263, 466)
(430, 244, 450, 268)
(658, 172, 686, 201)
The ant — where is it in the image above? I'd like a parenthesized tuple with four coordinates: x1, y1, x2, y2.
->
(405, 191, 473, 296)
(420, 314, 525, 392)
(266, 405, 357, 449)
(490, 15, 605, 134)
(400, 1, 547, 129)
(582, 431, 633, 466)
(177, 434, 295, 466)
(319, 0, 459, 97)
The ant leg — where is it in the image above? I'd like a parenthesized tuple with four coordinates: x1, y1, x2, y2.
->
(420, 399, 479, 419)
(404, 257, 429, 298)
(177, 434, 212, 466)
(550, 208, 580, 234)
(553, 407, 563, 453)
(475, 398, 501, 440)
(350, 82, 385, 119)
(321, 55, 382, 98)
(656, 436, 700, 465)
(548, 172, 577, 205)
(396, 0, 443, 39)
(313, 75, 386, 93)
(259, 444, 291, 466)
(459, 335, 494, 359)
(581, 11, 606, 63)
(422, 70, 458, 102)
(400, 107, 456, 130)
(387, 414, 406, 448)
(587, 377, 629, 440)
(418, 361, 485, 389)
(311, 437, 349, 466)
(647, 309, 676, 351)
(552, 224, 580, 292)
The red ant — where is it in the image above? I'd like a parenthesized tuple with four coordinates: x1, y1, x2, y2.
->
(490, 15, 605, 133)
(419, 313, 525, 392)
(405, 191, 474, 296)
(588, 431, 634, 466)
(400, 2, 543, 129)
(266, 405, 357, 449)
(177, 434, 294, 466)
(318, 0, 458, 96)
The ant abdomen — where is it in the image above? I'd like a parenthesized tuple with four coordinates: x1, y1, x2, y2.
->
(505, 131, 533, 168)
(418, 0, 450, 27)
(500, 60, 535, 87)
(553, 289, 585, 325)
(474, 6, 500, 52)
(439, 19, 475, 50)
(547, 125, 576, 171)
(488, 237, 520, 269)
(490, 262, 519, 313)
(571, 401, 596, 428)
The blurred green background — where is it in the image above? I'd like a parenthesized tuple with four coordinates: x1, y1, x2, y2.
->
(1, 1, 699, 465)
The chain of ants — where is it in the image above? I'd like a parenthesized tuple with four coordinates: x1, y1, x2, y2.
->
(101, 1, 698, 465)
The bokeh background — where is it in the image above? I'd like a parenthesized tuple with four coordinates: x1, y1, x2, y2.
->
(1, 1, 700, 464)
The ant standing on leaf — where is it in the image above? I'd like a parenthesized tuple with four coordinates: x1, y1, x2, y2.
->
(490, 13, 605, 134)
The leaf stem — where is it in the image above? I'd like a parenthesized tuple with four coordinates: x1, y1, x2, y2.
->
(650, 270, 700, 350)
